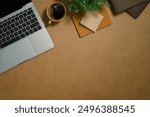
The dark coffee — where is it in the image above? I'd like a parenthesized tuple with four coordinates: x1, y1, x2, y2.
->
(50, 3, 65, 20)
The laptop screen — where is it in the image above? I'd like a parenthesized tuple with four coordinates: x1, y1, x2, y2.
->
(0, 0, 31, 19)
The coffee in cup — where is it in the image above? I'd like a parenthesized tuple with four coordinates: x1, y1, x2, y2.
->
(47, 1, 66, 24)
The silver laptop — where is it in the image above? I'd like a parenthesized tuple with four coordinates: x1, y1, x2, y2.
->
(0, 0, 54, 73)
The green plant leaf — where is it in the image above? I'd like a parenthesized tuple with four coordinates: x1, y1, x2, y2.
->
(68, 0, 108, 13)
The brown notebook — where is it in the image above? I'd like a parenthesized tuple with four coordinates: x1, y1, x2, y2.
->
(109, 0, 146, 14)
(72, 8, 112, 38)
(126, 0, 150, 19)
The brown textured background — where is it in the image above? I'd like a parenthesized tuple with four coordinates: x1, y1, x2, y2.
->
(0, 0, 150, 99)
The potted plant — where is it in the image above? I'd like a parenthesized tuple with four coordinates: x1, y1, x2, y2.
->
(68, 0, 108, 13)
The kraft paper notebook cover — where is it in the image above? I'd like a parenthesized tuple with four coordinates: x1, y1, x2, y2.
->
(127, 0, 150, 19)
(72, 8, 112, 38)
(109, 0, 146, 14)
(80, 12, 104, 32)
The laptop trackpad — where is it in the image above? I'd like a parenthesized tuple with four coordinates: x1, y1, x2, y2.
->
(1, 38, 36, 68)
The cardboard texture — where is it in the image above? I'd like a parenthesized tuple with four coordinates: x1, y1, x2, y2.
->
(0, 0, 150, 100)
(72, 8, 112, 37)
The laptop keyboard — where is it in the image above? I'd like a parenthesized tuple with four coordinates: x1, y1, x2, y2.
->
(0, 8, 42, 48)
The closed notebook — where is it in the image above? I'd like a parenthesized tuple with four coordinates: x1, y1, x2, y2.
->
(127, 0, 150, 19)
(109, 0, 146, 14)
(80, 12, 104, 32)
(72, 8, 112, 38)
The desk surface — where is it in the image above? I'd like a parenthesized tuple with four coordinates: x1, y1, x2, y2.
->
(0, 0, 150, 99)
